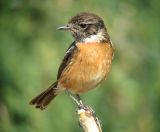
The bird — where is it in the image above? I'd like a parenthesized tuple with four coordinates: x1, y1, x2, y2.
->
(29, 12, 114, 110)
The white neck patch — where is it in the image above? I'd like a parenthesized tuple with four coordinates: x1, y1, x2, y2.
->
(83, 31, 105, 43)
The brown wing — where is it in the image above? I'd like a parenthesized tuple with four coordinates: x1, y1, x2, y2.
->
(57, 41, 77, 79)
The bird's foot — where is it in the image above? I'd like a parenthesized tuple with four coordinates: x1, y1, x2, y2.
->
(65, 90, 87, 108)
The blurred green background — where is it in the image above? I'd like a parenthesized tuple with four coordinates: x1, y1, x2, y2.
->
(0, 0, 160, 132)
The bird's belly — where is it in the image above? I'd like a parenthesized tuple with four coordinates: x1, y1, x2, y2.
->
(59, 63, 109, 93)
(58, 43, 113, 93)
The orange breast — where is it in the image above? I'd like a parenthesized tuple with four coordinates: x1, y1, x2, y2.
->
(58, 42, 114, 94)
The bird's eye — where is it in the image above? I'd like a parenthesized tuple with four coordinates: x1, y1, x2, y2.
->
(79, 24, 88, 29)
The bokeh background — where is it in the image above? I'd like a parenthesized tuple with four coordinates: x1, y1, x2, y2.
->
(0, 0, 160, 132)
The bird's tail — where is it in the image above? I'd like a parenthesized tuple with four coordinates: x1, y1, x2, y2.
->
(29, 82, 58, 110)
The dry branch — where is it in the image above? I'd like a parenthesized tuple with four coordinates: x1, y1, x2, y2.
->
(77, 106, 102, 132)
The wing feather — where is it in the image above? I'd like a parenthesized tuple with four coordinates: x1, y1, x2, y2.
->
(57, 41, 77, 79)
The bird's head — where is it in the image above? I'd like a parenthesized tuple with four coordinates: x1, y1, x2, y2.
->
(58, 12, 110, 43)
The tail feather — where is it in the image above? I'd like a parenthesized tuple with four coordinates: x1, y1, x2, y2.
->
(30, 82, 58, 110)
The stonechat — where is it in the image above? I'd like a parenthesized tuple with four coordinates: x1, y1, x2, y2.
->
(30, 12, 114, 110)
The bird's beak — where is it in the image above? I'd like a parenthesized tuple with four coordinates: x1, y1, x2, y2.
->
(57, 25, 71, 30)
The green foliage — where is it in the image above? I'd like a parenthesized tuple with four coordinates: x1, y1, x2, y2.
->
(0, 0, 160, 132)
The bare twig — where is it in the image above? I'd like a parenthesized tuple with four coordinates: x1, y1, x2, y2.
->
(66, 90, 102, 132)
(77, 106, 102, 132)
